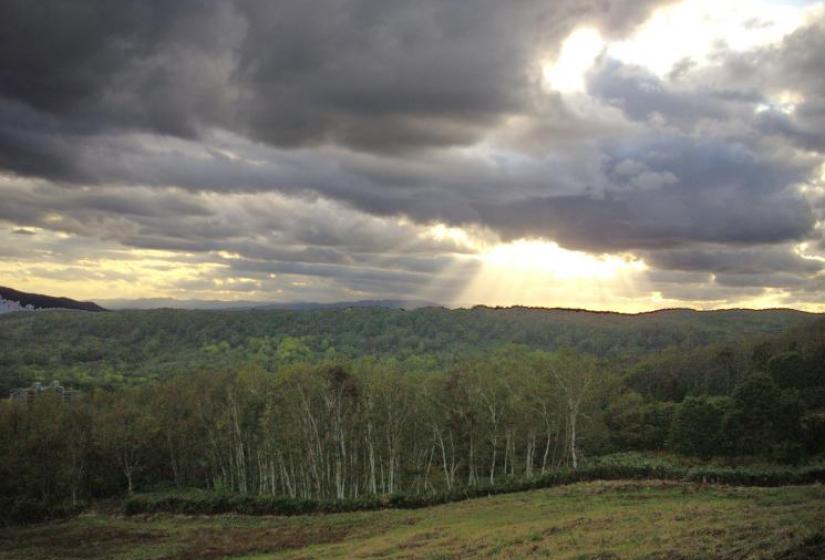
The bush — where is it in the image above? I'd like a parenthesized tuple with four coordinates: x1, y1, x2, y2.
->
(122, 492, 386, 516)
(121, 459, 825, 518)
(669, 396, 727, 459)
(0, 498, 84, 527)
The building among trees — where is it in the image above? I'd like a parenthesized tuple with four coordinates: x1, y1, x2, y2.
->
(9, 381, 76, 402)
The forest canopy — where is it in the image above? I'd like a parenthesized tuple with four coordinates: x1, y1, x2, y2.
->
(1, 306, 823, 524)
(0, 306, 814, 392)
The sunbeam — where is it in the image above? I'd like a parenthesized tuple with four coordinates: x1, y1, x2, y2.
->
(456, 239, 650, 311)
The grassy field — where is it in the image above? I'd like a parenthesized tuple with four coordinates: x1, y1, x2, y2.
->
(2, 481, 824, 560)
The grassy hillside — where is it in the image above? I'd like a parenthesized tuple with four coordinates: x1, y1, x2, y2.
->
(2, 481, 823, 559)
(0, 305, 816, 391)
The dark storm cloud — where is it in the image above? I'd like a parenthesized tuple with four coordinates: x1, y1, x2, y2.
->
(718, 12, 825, 154)
(0, 176, 481, 300)
(9, 50, 809, 260)
(0, 0, 243, 183)
(588, 60, 732, 123)
(234, 1, 526, 153)
(232, 0, 667, 153)
(561, 25, 824, 255)
(713, 272, 811, 289)
(754, 110, 825, 154)
(0, 0, 668, 181)
(0, 1, 242, 132)
(474, 133, 815, 251)
(646, 246, 823, 275)
(27, 116, 813, 258)
(0, 180, 213, 239)
(1, 0, 824, 305)
(477, 181, 814, 252)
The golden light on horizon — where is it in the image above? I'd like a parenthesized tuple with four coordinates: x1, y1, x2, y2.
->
(455, 239, 651, 311)
(481, 239, 644, 280)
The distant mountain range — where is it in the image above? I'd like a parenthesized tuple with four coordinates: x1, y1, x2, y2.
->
(0, 286, 819, 317)
(0, 286, 441, 312)
(0, 286, 107, 313)
(98, 297, 441, 311)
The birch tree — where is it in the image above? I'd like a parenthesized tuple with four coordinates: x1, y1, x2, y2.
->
(544, 350, 599, 469)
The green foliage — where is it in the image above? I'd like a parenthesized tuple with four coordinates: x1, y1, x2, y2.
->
(120, 458, 825, 517)
(5, 482, 825, 560)
(605, 392, 675, 451)
(669, 395, 727, 459)
(723, 372, 784, 455)
(122, 492, 384, 516)
(0, 498, 84, 527)
(1, 310, 824, 527)
(0, 306, 815, 392)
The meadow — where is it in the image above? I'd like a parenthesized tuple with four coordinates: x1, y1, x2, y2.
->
(2, 480, 824, 560)
(3, 309, 824, 558)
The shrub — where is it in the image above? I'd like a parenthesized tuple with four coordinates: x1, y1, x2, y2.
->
(121, 459, 825, 518)
(0, 498, 84, 527)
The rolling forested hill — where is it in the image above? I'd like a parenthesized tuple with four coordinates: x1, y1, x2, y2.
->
(0, 305, 817, 392)
(0, 286, 106, 313)
(2, 305, 824, 525)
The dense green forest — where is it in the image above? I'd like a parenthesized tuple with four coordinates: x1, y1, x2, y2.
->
(0, 306, 814, 391)
(1, 307, 824, 524)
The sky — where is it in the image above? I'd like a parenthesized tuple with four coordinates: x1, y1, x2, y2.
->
(1, 0, 824, 312)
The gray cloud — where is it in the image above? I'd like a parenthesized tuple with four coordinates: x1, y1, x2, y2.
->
(1, 1, 824, 307)
(0, 0, 667, 178)
(721, 13, 825, 154)
(713, 272, 811, 290)
(646, 245, 823, 275)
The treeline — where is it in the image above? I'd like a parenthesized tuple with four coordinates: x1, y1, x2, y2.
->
(628, 317, 825, 404)
(0, 306, 814, 393)
(2, 350, 602, 506)
(2, 317, 824, 523)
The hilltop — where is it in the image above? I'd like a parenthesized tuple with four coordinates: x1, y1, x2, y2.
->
(0, 303, 817, 391)
(0, 286, 106, 313)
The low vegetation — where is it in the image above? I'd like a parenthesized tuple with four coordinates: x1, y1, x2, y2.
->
(0, 306, 814, 393)
(1, 310, 824, 527)
(1, 306, 823, 560)
(2, 481, 824, 559)
(120, 457, 825, 518)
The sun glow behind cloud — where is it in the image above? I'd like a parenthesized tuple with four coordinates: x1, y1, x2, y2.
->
(2, 2, 825, 312)
(608, 0, 815, 77)
(541, 0, 820, 97)
(481, 239, 644, 280)
(455, 239, 651, 311)
(542, 27, 605, 93)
